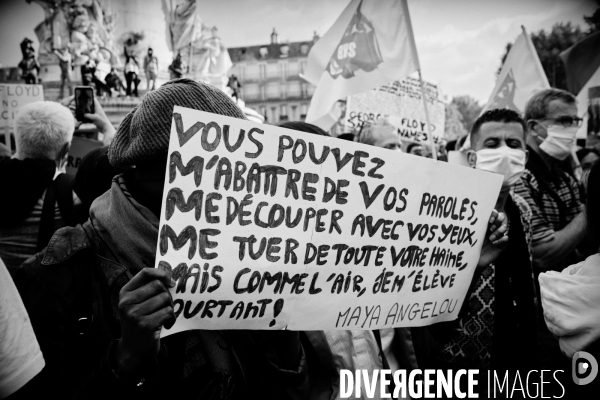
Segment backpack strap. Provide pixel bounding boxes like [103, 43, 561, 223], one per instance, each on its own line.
[36, 173, 74, 252]
[54, 173, 74, 225]
[37, 180, 58, 252]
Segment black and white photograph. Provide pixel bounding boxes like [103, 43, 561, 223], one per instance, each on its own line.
[1, 0, 599, 398]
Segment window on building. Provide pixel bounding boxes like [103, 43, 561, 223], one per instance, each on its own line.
[307, 84, 316, 97]
[271, 107, 278, 122]
[280, 62, 287, 79]
[300, 104, 308, 120]
[243, 83, 259, 100]
[266, 63, 279, 79]
[259, 47, 268, 58]
[259, 64, 266, 80]
[235, 66, 245, 81]
[287, 81, 301, 98]
[290, 105, 297, 121]
[300, 61, 307, 74]
[288, 61, 299, 76]
[280, 45, 289, 58]
[300, 44, 309, 55]
[266, 82, 280, 99]
[245, 64, 259, 80]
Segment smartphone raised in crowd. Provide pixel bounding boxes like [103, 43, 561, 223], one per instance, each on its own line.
[74, 86, 95, 123]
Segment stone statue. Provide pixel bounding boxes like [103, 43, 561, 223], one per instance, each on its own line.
[70, 12, 92, 65]
[163, 0, 232, 85]
[18, 38, 40, 84]
[168, 52, 185, 80]
[122, 31, 145, 61]
[28, 0, 119, 68]
[53, 46, 73, 97]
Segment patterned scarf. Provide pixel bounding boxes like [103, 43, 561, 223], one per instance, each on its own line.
[91, 174, 239, 398]
[440, 193, 534, 368]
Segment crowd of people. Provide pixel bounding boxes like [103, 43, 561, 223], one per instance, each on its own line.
[0, 76, 599, 399]
[76, 48, 159, 99]
[17, 41, 159, 99]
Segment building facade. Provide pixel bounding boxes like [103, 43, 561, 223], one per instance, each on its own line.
[228, 30, 317, 124]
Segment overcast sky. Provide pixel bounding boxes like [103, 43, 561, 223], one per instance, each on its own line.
[0, 0, 596, 103]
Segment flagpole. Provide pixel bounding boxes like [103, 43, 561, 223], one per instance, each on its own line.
[417, 70, 437, 161]
[189, 23, 195, 78]
[403, 0, 437, 161]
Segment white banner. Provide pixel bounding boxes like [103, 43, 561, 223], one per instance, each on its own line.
[346, 78, 445, 144]
[0, 84, 44, 147]
[156, 106, 502, 336]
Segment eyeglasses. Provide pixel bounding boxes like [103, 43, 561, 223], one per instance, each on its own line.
[543, 116, 584, 128]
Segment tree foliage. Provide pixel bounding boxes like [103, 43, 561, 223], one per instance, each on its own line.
[497, 5, 599, 92]
[444, 102, 468, 141]
[450, 96, 482, 132]
[584, 0, 600, 33]
[499, 23, 586, 91]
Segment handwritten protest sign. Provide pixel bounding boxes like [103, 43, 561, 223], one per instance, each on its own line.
[0, 84, 44, 147]
[66, 136, 104, 176]
[156, 106, 502, 337]
[345, 77, 445, 144]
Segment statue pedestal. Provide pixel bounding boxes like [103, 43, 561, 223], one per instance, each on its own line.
[39, 63, 64, 83]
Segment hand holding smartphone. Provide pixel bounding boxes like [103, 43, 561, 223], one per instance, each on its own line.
[75, 86, 95, 123]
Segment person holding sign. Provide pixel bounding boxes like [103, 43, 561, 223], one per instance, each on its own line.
[412, 109, 538, 373]
[14, 79, 308, 399]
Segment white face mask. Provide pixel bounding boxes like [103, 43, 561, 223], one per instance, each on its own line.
[538, 125, 578, 161]
[476, 146, 526, 189]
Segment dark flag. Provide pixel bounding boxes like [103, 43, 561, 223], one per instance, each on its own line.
[326, 1, 383, 80]
[560, 31, 600, 95]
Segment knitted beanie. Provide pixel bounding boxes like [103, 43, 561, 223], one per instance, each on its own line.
[108, 78, 246, 167]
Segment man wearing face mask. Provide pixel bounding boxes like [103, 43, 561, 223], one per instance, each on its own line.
[411, 109, 537, 375]
[513, 88, 586, 371]
[466, 109, 539, 369]
[515, 89, 586, 272]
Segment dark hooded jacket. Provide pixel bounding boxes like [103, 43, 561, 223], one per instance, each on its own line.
[12, 172, 307, 400]
[0, 157, 55, 226]
[0, 157, 71, 270]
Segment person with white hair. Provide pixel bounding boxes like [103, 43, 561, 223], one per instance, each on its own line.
[356, 118, 403, 151]
[14, 101, 75, 162]
[0, 101, 76, 272]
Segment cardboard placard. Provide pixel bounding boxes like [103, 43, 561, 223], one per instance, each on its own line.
[66, 136, 104, 176]
[345, 78, 446, 144]
[156, 106, 502, 336]
[0, 84, 44, 148]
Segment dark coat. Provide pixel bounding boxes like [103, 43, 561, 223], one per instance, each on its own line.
[13, 221, 308, 400]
